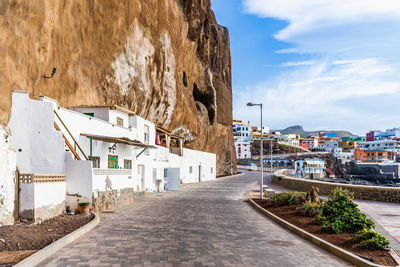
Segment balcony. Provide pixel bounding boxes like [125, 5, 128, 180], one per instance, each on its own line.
[93, 168, 133, 176]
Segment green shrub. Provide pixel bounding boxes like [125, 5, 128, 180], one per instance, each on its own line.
[296, 202, 323, 217]
[355, 229, 390, 250]
[270, 192, 306, 206]
[316, 188, 375, 234]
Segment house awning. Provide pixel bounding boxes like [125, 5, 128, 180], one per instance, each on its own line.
[81, 134, 157, 149]
[155, 125, 184, 140]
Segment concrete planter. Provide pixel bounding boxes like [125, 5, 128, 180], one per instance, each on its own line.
[249, 199, 399, 267]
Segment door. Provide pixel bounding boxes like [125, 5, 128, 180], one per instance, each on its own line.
[138, 165, 145, 191]
[199, 165, 202, 182]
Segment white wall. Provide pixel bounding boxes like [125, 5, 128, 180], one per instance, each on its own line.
[70, 107, 110, 122]
[109, 110, 130, 128]
[0, 124, 16, 225]
[65, 156, 93, 205]
[9, 92, 66, 174]
[34, 182, 66, 221]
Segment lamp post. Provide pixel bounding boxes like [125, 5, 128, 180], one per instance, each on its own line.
[247, 102, 263, 199]
[270, 137, 273, 179]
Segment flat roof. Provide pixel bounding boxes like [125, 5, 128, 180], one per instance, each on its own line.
[69, 105, 135, 115]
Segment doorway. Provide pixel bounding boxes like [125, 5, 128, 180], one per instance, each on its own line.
[199, 165, 202, 182]
[138, 165, 145, 191]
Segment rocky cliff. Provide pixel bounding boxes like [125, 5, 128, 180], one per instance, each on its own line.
[0, 0, 234, 175]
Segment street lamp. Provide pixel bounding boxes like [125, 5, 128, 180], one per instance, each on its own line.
[247, 102, 263, 199]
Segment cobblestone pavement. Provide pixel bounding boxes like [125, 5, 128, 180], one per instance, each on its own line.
[40, 173, 349, 266]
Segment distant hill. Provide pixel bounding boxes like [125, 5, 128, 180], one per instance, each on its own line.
[272, 125, 355, 138]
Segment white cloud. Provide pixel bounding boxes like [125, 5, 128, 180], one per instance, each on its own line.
[281, 60, 316, 67]
[234, 58, 400, 135]
[244, 0, 400, 40]
[237, 0, 400, 134]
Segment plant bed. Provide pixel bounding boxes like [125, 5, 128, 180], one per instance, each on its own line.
[0, 213, 94, 265]
[253, 188, 398, 266]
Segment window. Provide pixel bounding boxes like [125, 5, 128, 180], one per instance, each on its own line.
[84, 112, 94, 117]
[211, 167, 214, 174]
[92, 157, 100, 168]
[116, 117, 124, 126]
[108, 155, 118, 169]
[189, 166, 193, 173]
[144, 125, 150, 144]
[124, 159, 132, 169]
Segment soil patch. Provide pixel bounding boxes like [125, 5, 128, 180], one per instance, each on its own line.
[0, 213, 94, 264]
[254, 199, 398, 266]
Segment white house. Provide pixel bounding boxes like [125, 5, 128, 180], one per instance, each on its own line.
[333, 147, 354, 162]
[358, 140, 400, 154]
[8, 91, 216, 221]
[301, 137, 319, 149]
[235, 141, 251, 159]
[324, 141, 339, 153]
[279, 133, 300, 147]
[233, 120, 252, 159]
[294, 159, 325, 179]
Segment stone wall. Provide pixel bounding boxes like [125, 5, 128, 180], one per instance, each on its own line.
[92, 188, 144, 213]
[273, 169, 400, 203]
[0, 123, 16, 225]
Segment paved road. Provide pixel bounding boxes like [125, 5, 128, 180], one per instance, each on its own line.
[41, 173, 348, 266]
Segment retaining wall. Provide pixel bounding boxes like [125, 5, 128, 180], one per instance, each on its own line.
[273, 169, 400, 203]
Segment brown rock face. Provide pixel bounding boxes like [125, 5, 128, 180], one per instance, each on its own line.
[0, 0, 234, 175]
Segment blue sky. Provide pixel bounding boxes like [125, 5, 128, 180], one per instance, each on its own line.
[211, 0, 400, 135]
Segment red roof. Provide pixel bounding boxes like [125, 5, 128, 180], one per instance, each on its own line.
[326, 169, 335, 175]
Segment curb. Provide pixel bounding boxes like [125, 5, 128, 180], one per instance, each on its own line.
[15, 213, 100, 267]
[217, 172, 245, 179]
[249, 199, 399, 267]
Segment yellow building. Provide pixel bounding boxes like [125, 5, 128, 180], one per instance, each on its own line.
[339, 140, 357, 152]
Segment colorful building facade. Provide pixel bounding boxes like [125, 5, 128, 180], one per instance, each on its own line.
[354, 148, 395, 163]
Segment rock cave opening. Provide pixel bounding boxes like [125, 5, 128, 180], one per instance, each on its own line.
[193, 82, 215, 125]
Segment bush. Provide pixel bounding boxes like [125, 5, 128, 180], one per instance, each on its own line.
[355, 229, 390, 250]
[316, 188, 375, 234]
[270, 192, 306, 206]
[297, 202, 323, 217]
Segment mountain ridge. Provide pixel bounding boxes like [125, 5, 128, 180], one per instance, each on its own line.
[272, 125, 355, 138]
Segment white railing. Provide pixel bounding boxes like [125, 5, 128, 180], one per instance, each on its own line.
[93, 169, 133, 176]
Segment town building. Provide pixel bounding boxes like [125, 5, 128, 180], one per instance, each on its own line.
[342, 136, 366, 142]
[333, 147, 354, 163]
[339, 140, 357, 152]
[300, 137, 318, 150]
[235, 142, 251, 159]
[323, 140, 339, 153]
[354, 148, 395, 163]
[233, 120, 252, 142]
[366, 128, 400, 141]
[8, 91, 216, 222]
[357, 140, 400, 154]
[279, 133, 300, 147]
[294, 159, 325, 179]
[233, 120, 252, 159]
